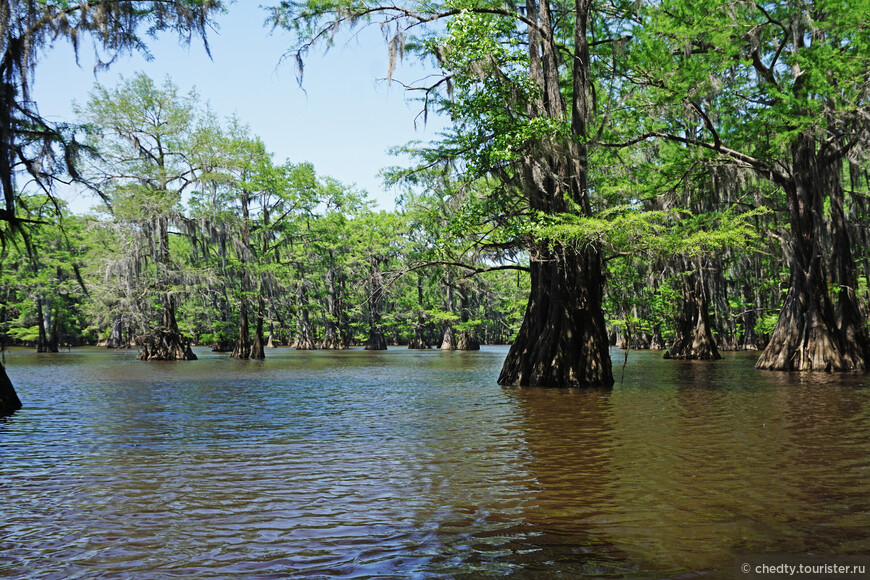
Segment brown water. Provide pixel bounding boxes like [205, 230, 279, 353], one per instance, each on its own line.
[1, 346, 869, 578]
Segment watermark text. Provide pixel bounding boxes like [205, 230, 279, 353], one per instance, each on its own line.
[736, 555, 870, 578]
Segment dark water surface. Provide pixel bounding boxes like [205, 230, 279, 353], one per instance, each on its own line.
[2, 346, 869, 578]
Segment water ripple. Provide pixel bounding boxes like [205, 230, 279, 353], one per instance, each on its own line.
[1, 348, 869, 577]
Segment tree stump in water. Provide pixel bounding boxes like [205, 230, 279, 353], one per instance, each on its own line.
[364, 327, 387, 350]
[497, 245, 613, 388]
[456, 331, 480, 351]
[137, 328, 197, 361]
[0, 364, 22, 416]
[663, 306, 721, 360]
[663, 265, 721, 361]
[408, 323, 429, 349]
[440, 326, 456, 350]
[321, 336, 349, 349]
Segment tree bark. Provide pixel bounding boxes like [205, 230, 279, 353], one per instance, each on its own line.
[107, 314, 125, 348]
[0, 82, 16, 225]
[0, 362, 21, 416]
[364, 258, 388, 350]
[138, 215, 195, 360]
[232, 289, 251, 359]
[664, 260, 721, 361]
[138, 292, 196, 360]
[498, 244, 613, 387]
[137, 328, 196, 360]
[35, 296, 57, 353]
[322, 260, 348, 349]
[440, 325, 456, 350]
[456, 331, 480, 351]
[408, 321, 429, 349]
[295, 277, 317, 350]
[250, 295, 266, 360]
[365, 327, 387, 350]
[498, 0, 613, 387]
[829, 159, 870, 367]
[756, 136, 863, 371]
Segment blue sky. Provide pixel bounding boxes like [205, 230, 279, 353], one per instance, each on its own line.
[32, 4, 448, 213]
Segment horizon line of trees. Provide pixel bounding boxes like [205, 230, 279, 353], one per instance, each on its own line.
[3, 75, 867, 362]
[0, 74, 530, 356]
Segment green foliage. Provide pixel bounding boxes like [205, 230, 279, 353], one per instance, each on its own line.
[539, 205, 770, 259]
[4, 0, 869, 361]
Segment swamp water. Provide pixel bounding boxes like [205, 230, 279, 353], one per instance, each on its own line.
[1, 346, 869, 578]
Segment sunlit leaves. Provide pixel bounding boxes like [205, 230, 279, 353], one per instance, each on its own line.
[538, 204, 770, 258]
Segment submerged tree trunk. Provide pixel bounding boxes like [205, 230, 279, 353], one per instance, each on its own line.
[498, 244, 613, 387]
[232, 290, 252, 359]
[829, 160, 870, 367]
[250, 295, 266, 360]
[137, 328, 196, 360]
[295, 277, 317, 350]
[409, 321, 429, 349]
[498, 0, 612, 387]
[756, 137, 864, 371]
[456, 282, 480, 351]
[364, 258, 387, 350]
[409, 275, 429, 349]
[664, 260, 721, 360]
[440, 325, 456, 350]
[322, 261, 348, 349]
[456, 331, 480, 351]
[0, 362, 21, 416]
[35, 296, 58, 353]
[106, 314, 125, 349]
[365, 328, 387, 350]
[138, 293, 197, 361]
[138, 215, 196, 361]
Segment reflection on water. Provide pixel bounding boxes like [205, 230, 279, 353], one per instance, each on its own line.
[2, 347, 869, 577]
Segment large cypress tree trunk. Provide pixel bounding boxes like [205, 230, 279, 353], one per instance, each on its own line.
[364, 259, 388, 350]
[232, 290, 251, 359]
[138, 292, 197, 360]
[35, 296, 57, 353]
[829, 159, 870, 367]
[664, 259, 721, 360]
[409, 275, 429, 349]
[0, 82, 16, 224]
[250, 294, 266, 360]
[107, 314, 125, 348]
[499, 243, 613, 387]
[498, 0, 613, 387]
[0, 362, 22, 416]
[409, 319, 429, 349]
[756, 137, 862, 371]
[439, 325, 456, 350]
[322, 260, 348, 349]
[138, 216, 196, 361]
[295, 276, 317, 350]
